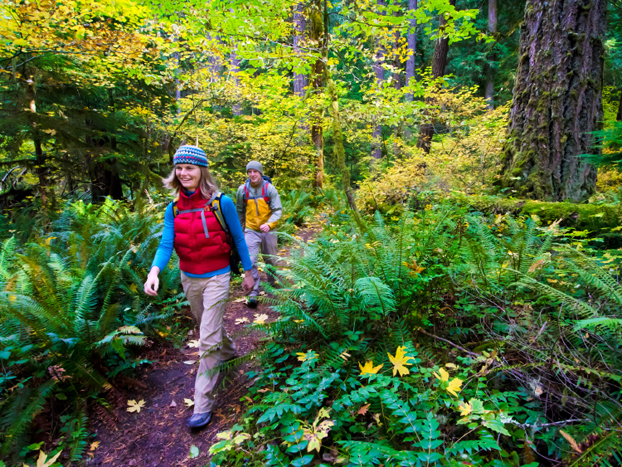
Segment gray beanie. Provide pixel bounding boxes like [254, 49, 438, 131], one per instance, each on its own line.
[246, 161, 263, 175]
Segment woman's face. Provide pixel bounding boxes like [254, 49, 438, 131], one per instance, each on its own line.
[175, 164, 201, 191]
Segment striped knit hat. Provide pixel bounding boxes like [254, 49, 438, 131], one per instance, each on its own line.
[173, 145, 208, 167]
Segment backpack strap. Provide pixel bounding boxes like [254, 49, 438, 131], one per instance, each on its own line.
[172, 196, 179, 217]
[244, 179, 271, 204]
[210, 192, 229, 234]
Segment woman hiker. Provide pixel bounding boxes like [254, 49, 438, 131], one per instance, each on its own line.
[143, 145, 254, 429]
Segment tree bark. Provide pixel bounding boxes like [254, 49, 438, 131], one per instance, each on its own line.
[617, 89, 622, 121]
[26, 69, 50, 206]
[485, 0, 497, 109]
[499, 0, 606, 202]
[416, 0, 455, 153]
[309, 0, 326, 188]
[405, 0, 417, 101]
[231, 48, 242, 116]
[327, 76, 357, 211]
[372, 0, 386, 160]
[293, 3, 307, 98]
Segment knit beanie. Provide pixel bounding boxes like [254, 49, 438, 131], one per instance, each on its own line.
[173, 145, 208, 167]
[246, 161, 263, 175]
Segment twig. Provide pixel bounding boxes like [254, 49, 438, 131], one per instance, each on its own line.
[414, 327, 481, 358]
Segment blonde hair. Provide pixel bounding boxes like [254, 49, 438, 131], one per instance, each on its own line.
[163, 165, 219, 199]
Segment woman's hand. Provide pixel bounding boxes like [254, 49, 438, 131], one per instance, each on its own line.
[242, 270, 254, 295]
[144, 267, 160, 296]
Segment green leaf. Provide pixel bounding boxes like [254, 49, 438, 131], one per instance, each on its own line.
[189, 445, 199, 458]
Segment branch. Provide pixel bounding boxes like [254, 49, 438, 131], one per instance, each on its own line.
[414, 326, 481, 357]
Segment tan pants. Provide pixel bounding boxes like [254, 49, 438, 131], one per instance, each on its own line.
[245, 229, 278, 296]
[180, 271, 236, 414]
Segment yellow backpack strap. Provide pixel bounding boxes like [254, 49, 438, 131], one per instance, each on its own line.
[172, 196, 179, 218]
[211, 192, 229, 233]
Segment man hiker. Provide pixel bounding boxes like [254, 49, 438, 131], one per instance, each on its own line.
[236, 161, 282, 307]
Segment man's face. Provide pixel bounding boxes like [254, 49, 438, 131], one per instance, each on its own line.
[248, 169, 262, 184]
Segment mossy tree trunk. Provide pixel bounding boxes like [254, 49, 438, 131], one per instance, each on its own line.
[416, 0, 455, 154]
[617, 89, 622, 121]
[499, 0, 606, 202]
[309, 0, 326, 188]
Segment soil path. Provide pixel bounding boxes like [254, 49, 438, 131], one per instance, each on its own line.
[90, 227, 319, 467]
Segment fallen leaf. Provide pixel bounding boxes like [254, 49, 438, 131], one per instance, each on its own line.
[457, 401, 472, 416]
[388, 347, 413, 377]
[446, 378, 463, 397]
[372, 413, 382, 426]
[189, 445, 200, 459]
[243, 396, 253, 403]
[358, 361, 383, 376]
[187, 340, 200, 348]
[170, 400, 177, 407]
[253, 313, 269, 324]
[235, 317, 249, 325]
[184, 398, 194, 408]
[434, 367, 450, 382]
[89, 441, 100, 451]
[183, 360, 196, 365]
[358, 404, 370, 415]
[34, 450, 62, 467]
[126, 399, 145, 413]
[233, 297, 247, 303]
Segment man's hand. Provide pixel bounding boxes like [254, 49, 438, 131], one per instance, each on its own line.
[144, 267, 160, 297]
[260, 224, 271, 232]
[242, 270, 254, 294]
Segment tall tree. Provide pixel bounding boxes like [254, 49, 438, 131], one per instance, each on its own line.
[309, 0, 326, 188]
[485, 0, 497, 109]
[405, 0, 417, 101]
[416, 0, 456, 153]
[372, 0, 386, 160]
[293, 3, 307, 98]
[499, 0, 607, 202]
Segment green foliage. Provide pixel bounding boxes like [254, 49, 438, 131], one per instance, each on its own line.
[0, 197, 182, 464]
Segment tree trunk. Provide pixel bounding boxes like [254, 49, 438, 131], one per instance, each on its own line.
[499, 0, 606, 202]
[416, 0, 455, 154]
[405, 0, 417, 101]
[26, 69, 50, 207]
[293, 3, 307, 98]
[485, 0, 497, 109]
[372, 0, 386, 160]
[309, 0, 326, 188]
[618, 89, 622, 121]
[327, 77, 357, 211]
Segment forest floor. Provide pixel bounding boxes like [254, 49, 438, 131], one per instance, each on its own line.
[89, 226, 320, 467]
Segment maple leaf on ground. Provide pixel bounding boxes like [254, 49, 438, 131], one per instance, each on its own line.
[388, 346, 413, 376]
[184, 398, 194, 408]
[89, 441, 100, 451]
[187, 339, 200, 348]
[26, 450, 62, 467]
[433, 367, 450, 382]
[457, 401, 472, 416]
[235, 317, 249, 325]
[446, 377, 463, 397]
[358, 360, 383, 376]
[253, 313, 269, 324]
[358, 404, 370, 415]
[127, 399, 145, 413]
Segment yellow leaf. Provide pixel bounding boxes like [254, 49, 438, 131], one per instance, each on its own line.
[434, 367, 450, 382]
[358, 360, 383, 376]
[388, 346, 413, 377]
[129, 283, 138, 293]
[253, 313, 269, 324]
[184, 398, 194, 407]
[33, 450, 62, 467]
[126, 399, 145, 413]
[89, 441, 100, 451]
[296, 352, 308, 362]
[446, 378, 463, 397]
[187, 339, 200, 348]
[457, 401, 472, 416]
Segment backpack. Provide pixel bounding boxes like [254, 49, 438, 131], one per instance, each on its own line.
[243, 175, 273, 204]
[173, 192, 242, 275]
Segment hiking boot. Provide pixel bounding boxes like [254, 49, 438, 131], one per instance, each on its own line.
[188, 412, 212, 428]
[247, 296, 258, 308]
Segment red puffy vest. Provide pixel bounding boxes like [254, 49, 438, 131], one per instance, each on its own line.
[173, 190, 231, 275]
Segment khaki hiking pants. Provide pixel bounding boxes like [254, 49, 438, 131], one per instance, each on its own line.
[180, 271, 236, 414]
[245, 229, 278, 296]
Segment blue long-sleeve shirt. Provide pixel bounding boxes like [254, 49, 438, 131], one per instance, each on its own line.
[151, 193, 253, 278]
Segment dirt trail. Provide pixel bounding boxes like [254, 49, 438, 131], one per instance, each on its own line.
[90, 227, 319, 467]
